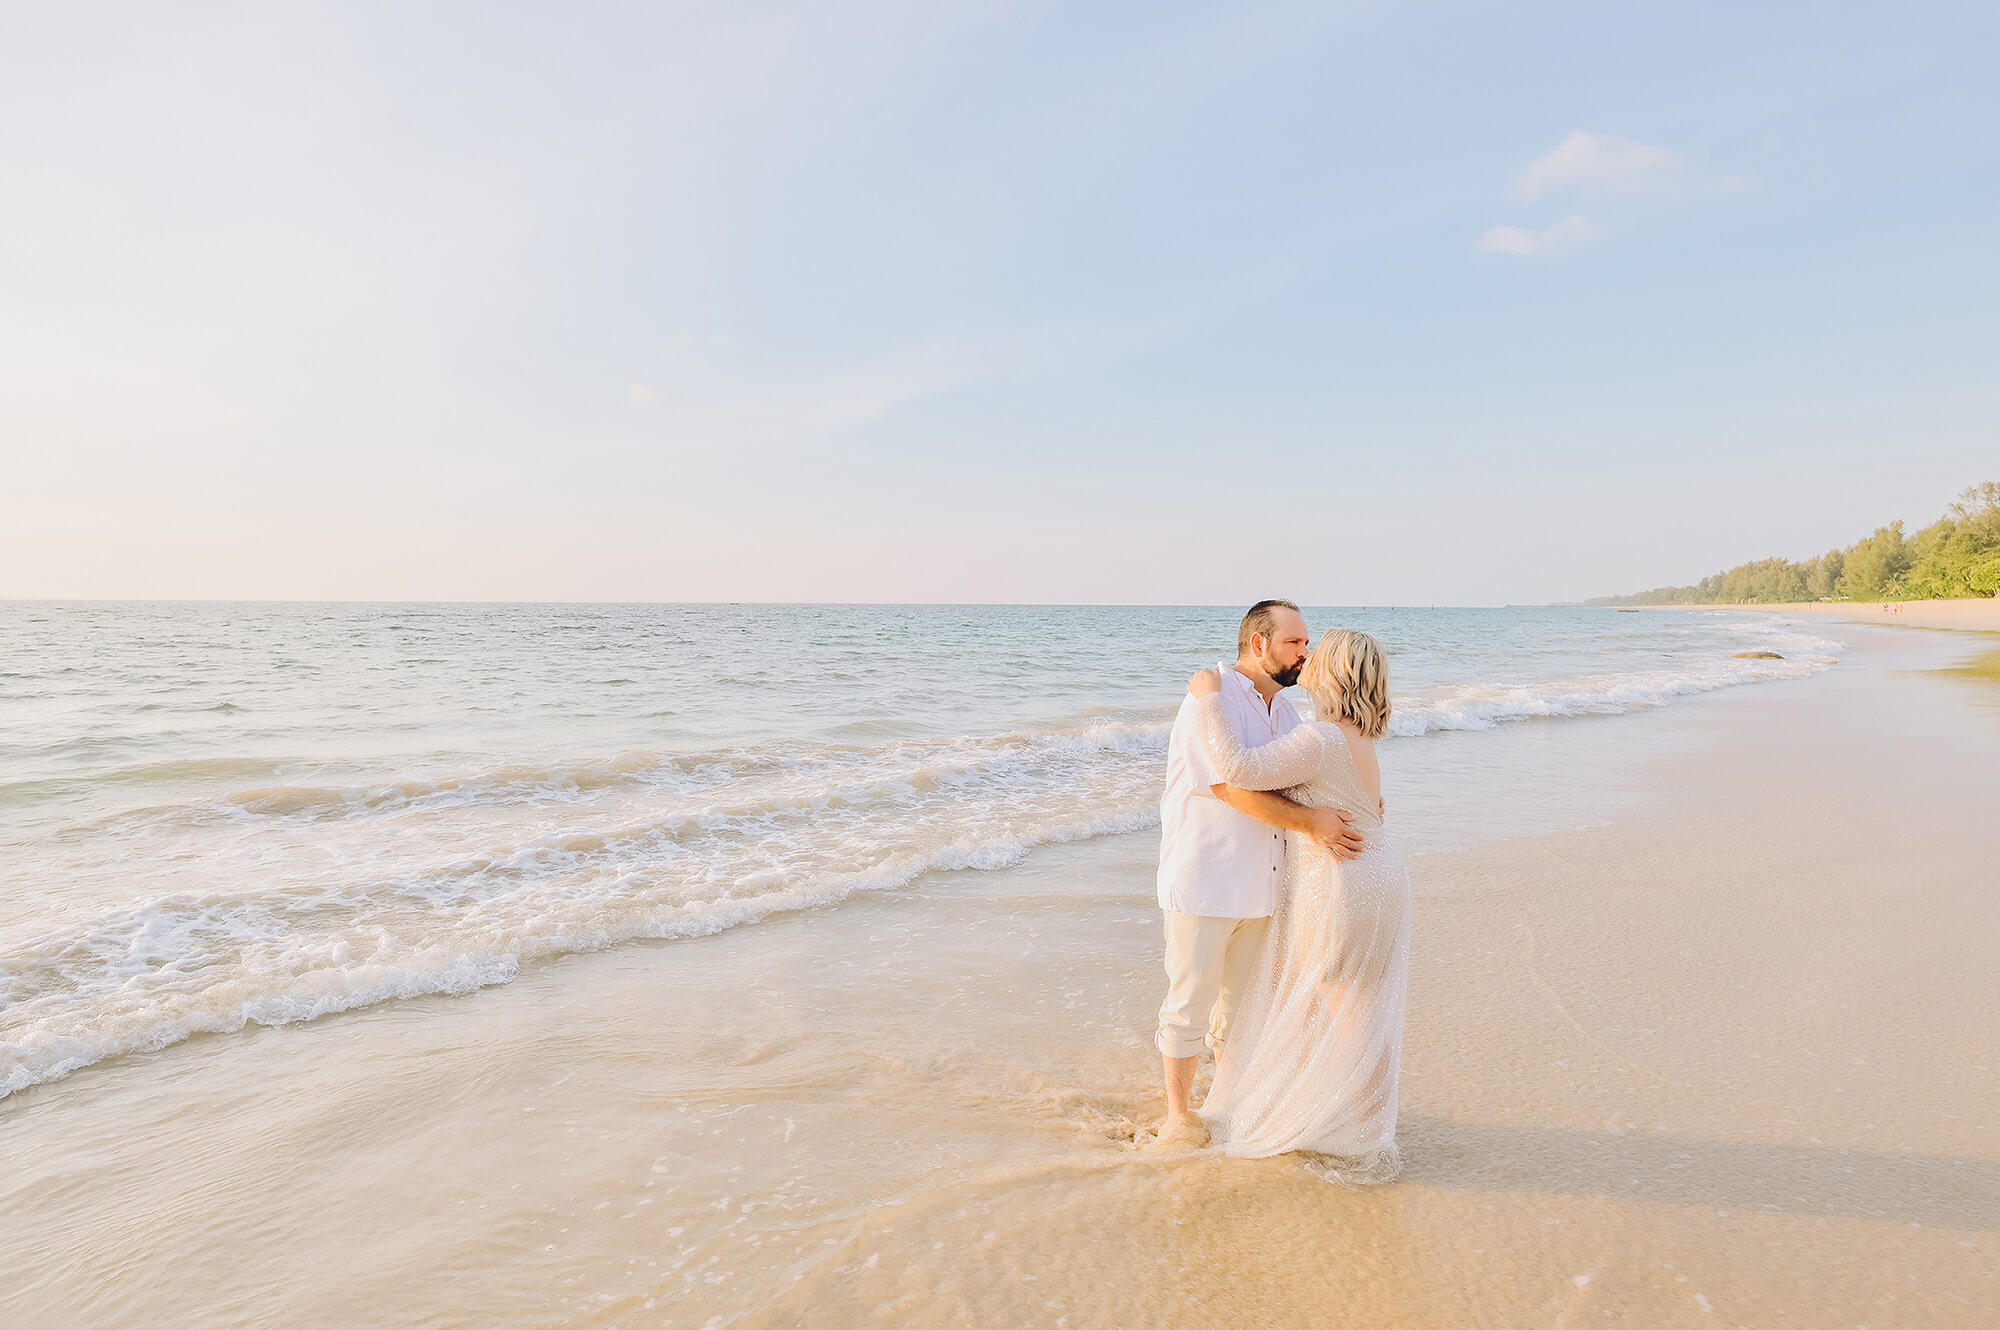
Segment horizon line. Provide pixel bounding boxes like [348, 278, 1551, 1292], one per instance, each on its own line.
[0, 598, 1638, 611]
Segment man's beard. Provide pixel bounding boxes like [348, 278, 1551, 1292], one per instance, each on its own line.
[1271, 663, 1303, 688]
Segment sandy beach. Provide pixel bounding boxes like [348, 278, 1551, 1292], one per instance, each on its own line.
[4, 620, 1997, 1329]
[1670, 598, 2000, 633]
[9, 3, 1995, 1325]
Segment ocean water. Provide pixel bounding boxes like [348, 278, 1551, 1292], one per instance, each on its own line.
[0, 602, 1841, 1101]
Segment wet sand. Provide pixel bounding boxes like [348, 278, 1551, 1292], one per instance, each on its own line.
[4, 625, 1996, 1329]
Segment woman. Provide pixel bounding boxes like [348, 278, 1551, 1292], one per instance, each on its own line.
[1185, 628, 1411, 1185]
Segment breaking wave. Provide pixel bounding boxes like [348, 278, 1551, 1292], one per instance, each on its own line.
[0, 616, 1842, 1099]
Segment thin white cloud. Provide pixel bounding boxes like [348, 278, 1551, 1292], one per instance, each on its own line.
[1478, 130, 1754, 257]
[1510, 130, 1685, 203]
[1474, 214, 1604, 257]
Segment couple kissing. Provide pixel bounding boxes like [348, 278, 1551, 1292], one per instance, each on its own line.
[1151, 599, 1411, 1186]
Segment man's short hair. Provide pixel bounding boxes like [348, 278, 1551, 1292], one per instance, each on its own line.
[1238, 599, 1301, 656]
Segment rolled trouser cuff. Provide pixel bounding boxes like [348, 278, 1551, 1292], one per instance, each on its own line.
[1157, 911, 1255, 1061]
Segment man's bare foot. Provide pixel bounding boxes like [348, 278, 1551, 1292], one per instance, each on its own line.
[1154, 1113, 1211, 1150]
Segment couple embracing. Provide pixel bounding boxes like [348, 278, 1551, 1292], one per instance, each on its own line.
[1152, 599, 1411, 1186]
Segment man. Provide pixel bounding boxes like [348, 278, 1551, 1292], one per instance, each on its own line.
[1153, 599, 1364, 1146]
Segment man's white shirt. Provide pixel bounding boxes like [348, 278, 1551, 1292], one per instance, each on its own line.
[1156, 663, 1304, 918]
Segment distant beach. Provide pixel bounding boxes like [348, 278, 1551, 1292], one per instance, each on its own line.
[3, 607, 1995, 1328]
[1681, 597, 2000, 633]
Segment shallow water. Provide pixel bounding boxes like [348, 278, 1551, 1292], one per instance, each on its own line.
[0, 603, 1838, 1101]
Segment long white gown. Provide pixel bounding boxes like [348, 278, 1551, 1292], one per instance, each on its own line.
[1191, 692, 1412, 1185]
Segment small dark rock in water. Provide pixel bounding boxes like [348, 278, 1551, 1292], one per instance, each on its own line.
[1734, 650, 1784, 659]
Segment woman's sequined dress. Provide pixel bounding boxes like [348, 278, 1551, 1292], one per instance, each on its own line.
[1192, 692, 1412, 1185]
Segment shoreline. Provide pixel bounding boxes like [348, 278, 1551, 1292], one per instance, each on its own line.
[1636, 597, 2000, 632]
[4, 624, 1996, 1328]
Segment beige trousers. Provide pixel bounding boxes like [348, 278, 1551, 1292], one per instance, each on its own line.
[1155, 912, 1270, 1059]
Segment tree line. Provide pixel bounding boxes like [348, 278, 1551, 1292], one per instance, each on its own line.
[1588, 482, 2000, 605]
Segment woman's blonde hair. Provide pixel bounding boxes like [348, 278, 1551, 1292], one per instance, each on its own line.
[1300, 629, 1391, 739]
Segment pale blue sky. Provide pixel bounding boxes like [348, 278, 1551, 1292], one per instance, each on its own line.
[3, 2, 1994, 603]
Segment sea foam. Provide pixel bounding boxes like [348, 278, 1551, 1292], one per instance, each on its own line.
[1391, 635, 1837, 736]
[0, 612, 1843, 1099]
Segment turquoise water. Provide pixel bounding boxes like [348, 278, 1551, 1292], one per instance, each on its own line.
[0, 603, 1841, 1098]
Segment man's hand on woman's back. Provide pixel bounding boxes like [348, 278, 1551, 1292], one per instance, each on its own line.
[1305, 805, 1365, 859]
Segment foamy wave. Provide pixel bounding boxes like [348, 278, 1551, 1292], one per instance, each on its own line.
[0, 624, 1842, 1099]
[0, 806, 1158, 1101]
[129, 725, 1168, 829]
[1389, 639, 1838, 737]
[0, 724, 1167, 1099]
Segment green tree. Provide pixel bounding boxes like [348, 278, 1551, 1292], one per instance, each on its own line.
[1802, 548, 1844, 600]
[1950, 481, 2000, 538]
[1969, 553, 2000, 595]
[1716, 557, 1808, 603]
[1589, 483, 1998, 604]
[1837, 522, 1910, 600]
[1904, 484, 2000, 599]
